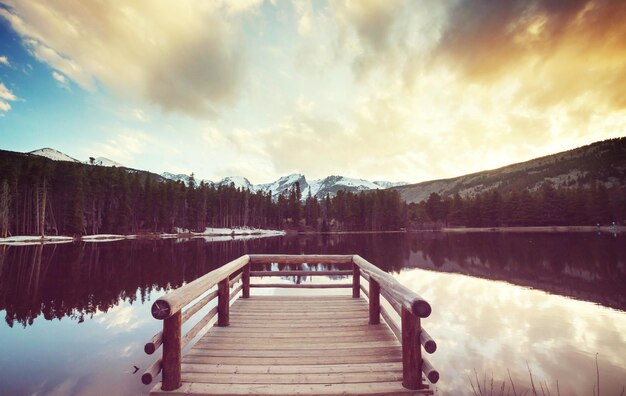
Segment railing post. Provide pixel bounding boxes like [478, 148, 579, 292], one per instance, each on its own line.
[369, 279, 380, 324]
[352, 262, 360, 298]
[218, 276, 230, 326]
[242, 264, 250, 298]
[401, 307, 422, 390]
[161, 311, 181, 391]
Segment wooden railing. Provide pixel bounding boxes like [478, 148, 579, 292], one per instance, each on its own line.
[142, 254, 439, 391]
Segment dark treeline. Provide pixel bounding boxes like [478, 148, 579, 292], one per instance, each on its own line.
[0, 150, 406, 237]
[409, 183, 626, 228]
[2, 149, 625, 236]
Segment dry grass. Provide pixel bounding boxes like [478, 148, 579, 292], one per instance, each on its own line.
[468, 356, 614, 396]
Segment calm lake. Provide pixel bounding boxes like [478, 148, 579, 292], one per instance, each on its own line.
[1, 232, 625, 395]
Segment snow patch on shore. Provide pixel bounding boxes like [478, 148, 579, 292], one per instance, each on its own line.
[0, 227, 285, 246]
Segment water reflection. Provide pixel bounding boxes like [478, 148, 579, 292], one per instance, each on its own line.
[1, 233, 624, 328]
[400, 269, 626, 395]
[0, 232, 625, 395]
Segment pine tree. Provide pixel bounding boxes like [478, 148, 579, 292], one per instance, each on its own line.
[65, 165, 85, 236]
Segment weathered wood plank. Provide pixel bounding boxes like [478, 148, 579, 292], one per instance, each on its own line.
[224, 322, 372, 329]
[186, 346, 402, 358]
[180, 362, 404, 375]
[182, 355, 403, 365]
[204, 326, 391, 336]
[229, 308, 368, 316]
[202, 331, 395, 342]
[181, 371, 404, 384]
[192, 340, 399, 350]
[153, 290, 434, 395]
[151, 381, 431, 395]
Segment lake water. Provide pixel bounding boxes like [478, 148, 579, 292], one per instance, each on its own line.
[1, 232, 625, 395]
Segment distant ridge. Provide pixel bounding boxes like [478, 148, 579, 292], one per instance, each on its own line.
[25, 138, 626, 205]
[393, 137, 626, 203]
[29, 148, 80, 163]
[159, 171, 408, 200]
[30, 148, 125, 167]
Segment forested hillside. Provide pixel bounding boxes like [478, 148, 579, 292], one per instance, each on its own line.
[409, 183, 625, 228]
[0, 150, 406, 237]
[395, 137, 626, 203]
[2, 137, 625, 237]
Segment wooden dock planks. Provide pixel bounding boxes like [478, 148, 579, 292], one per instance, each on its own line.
[150, 295, 432, 395]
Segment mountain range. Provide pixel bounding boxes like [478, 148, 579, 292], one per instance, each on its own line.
[29, 148, 124, 168]
[393, 137, 626, 203]
[26, 137, 626, 204]
[28, 148, 408, 199]
[159, 171, 408, 199]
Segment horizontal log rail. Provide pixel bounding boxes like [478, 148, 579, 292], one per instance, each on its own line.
[151, 255, 250, 320]
[355, 262, 439, 389]
[250, 283, 351, 289]
[248, 254, 354, 265]
[229, 273, 242, 287]
[251, 270, 352, 277]
[353, 255, 431, 318]
[144, 254, 439, 392]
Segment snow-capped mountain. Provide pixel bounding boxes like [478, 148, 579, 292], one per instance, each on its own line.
[373, 180, 409, 189]
[27, 148, 406, 197]
[257, 173, 308, 196]
[306, 175, 380, 198]
[159, 173, 256, 190]
[216, 176, 255, 191]
[160, 171, 407, 199]
[29, 148, 125, 167]
[29, 148, 80, 163]
[90, 157, 123, 167]
[160, 172, 193, 184]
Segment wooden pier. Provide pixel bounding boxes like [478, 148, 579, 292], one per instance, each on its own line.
[142, 255, 439, 395]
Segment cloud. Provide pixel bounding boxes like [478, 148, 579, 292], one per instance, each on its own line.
[434, 0, 626, 110]
[133, 109, 148, 123]
[51, 70, 68, 88]
[0, 1, 259, 117]
[89, 128, 153, 165]
[0, 81, 18, 115]
[0, 55, 9, 66]
[329, 0, 447, 80]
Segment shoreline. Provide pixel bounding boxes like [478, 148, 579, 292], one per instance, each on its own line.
[2, 225, 623, 245]
[440, 225, 626, 233]
[0, 227, 286, 246]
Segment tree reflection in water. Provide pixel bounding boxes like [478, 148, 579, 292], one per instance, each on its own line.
[0, 232, 625, 395]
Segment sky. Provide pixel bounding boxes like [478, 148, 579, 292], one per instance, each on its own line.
[0, 0, 625, 184]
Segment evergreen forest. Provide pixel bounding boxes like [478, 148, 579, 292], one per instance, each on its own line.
[0, 150, 406, 237]
[1, 149, 624, 238]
